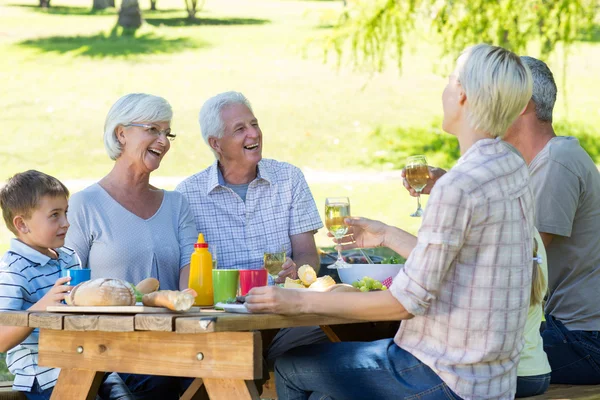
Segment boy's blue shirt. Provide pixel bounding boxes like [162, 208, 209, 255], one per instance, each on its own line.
[0, 238, 78, 392]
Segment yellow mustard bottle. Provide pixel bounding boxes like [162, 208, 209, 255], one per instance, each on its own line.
[188, 233, 213, 306]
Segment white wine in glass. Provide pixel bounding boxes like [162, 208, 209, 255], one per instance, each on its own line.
[325, 197, 351, 269]
[405, 155, 429, 217]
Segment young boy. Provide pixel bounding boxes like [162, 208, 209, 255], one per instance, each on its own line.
[0, 170, 132, 400]
[0, 170, 76, 398]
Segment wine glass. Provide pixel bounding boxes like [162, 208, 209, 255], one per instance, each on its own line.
[405, 155, 429, 217]
[325, 197, 351, 269]
[263, 245, 286, 282]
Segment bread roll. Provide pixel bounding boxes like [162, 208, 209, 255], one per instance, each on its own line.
[136, 277, 160, 294]
[65, 278, 136, 306]
[142, 290, 195, 311]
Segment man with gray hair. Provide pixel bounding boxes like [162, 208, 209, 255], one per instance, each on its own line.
[405, 56, 600, 386]
[176, 91, 328, 365]
[503, 56, 600, 385]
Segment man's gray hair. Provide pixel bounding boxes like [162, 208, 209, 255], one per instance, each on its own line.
[199, 91, 253, 156]
[104, 93, 173, 160]
[457, 44, 533, 139]
[520, 56, 557, 122]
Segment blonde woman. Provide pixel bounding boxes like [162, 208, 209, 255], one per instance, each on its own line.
[246, 44, 534, 400]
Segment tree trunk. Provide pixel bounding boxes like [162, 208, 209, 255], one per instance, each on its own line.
[118, 0, 142, 29]
[150, 0, 157, 10]
[39, 0, 50, 8]
[107, 0, 115, 7]
[93, 0, 109, 10]
[185, 0, 197, 19]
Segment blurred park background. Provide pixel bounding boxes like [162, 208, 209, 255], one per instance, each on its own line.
[0, 0, 599, 379]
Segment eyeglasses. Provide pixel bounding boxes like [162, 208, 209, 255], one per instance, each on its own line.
[123, 123, 176, 142]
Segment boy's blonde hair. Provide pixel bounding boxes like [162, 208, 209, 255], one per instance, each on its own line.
[0, 170, 69, 235]
[457, 44, 533, 139]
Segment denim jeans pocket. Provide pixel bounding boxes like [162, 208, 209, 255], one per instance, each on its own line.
[574, 331, 600, 355]
[405, 383, 460, 400]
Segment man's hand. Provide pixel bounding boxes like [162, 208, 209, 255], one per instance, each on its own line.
[245, 285, 305, 314]
[29, 276, 72, 312]
[274, 258, 297, 284]
[330, 217, 390, 251]
[402, 166, 446, 196]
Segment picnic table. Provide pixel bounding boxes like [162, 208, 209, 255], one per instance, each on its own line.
[0, 309, 370, 400]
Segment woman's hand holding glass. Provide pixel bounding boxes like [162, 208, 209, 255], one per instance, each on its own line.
[405, 155, 430, 217]
[331, 217, 389, 252]
[325, 197, 351, 269]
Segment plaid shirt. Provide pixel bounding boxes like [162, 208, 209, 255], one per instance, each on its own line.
[175, 159, 323, 273]
[390, 139, 534, 400]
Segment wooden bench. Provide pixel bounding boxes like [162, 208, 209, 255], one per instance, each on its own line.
[0, 380, 598, 399]
[529, 384, 600, 399]
[0, 382, 24, 400]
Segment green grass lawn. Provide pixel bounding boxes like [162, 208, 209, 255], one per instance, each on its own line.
[0, 0, 599, 254]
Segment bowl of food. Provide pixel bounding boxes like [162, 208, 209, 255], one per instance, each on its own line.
[337, 263, 403, 286]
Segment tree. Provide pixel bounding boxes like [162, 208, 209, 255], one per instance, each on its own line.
[93, 0, 110, 10]
[118, 0, 142, 31]
[184, 0, 205, 19]
[39, 0, 50, 8]
[327, 0, 598, 72]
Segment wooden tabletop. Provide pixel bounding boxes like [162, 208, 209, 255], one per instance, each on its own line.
[0, 309, 368, 334]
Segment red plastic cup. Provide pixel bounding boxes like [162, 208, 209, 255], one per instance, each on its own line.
[239, 269, 268, 295]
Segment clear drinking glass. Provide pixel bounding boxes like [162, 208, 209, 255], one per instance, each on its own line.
[405, 155, 429, 217]
[325, 197, 351, 269]
[263, 246, 286, 281]
[209, 244, 218, 269]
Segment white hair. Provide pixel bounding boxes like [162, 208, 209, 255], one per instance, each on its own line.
[456, 44, 533, 139]
[103, 93, 173, 160]
[198, 91, 253, 157]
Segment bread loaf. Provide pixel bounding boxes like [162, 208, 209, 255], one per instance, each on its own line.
[142, 290, 195, 311]
[65, 278, 136, 306]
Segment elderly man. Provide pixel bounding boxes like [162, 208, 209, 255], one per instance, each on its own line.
[406, 57, 600, 385]
[176, 91, 327, 362]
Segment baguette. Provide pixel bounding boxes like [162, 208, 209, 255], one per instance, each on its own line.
[65, 278, 136, 306]
[142, 290, 195, 311]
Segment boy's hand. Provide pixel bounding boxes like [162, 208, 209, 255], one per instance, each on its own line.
[29, 277, 72, 312]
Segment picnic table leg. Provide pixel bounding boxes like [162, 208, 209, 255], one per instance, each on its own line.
[203, 378, 260, 400]
[320, 325, 341, 342]
[180, 378, 208, 400]
[50, 368, 104, 400]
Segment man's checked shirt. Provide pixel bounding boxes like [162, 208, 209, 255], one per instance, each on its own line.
[390, 139, 535, 400]
[175, 159, 323, 273]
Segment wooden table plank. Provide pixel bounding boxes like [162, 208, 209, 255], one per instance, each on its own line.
[39, 330, 262, 380]
[135, 312, 208, 332]
[176, 313, 365, 334]
[0, 311, 29, 327]
[50, 369, 104, 400]
[204, 379, 259, 400]
[29, 313, 65, 330]
[98, 315, 134, 332]
[64, 315, 99, 331]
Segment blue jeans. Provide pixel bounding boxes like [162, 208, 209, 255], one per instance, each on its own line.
[119, 373, 191, 400]
[25, 373, 132, 400]
[515, 373, 551, 398]
[542, 314, 600, 384]
[275, 338, 462, 400]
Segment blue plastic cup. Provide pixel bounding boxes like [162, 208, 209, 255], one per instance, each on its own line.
[60, 268, 91, 286]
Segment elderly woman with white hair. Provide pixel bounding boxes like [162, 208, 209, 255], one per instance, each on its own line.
[246, 44, 535, 400]
[65, 93, 197, 399]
